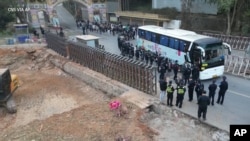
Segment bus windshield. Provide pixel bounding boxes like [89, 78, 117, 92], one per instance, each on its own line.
[203, 43, 225, 64]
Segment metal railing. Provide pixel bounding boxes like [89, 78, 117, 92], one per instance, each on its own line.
[202, 32, 250, 51]
[45, 33, 157, 95]
[46, 33, 68, 57]
[225, 55, 250, 78]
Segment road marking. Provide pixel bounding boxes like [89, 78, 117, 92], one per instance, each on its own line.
[228, 90, 250, 99]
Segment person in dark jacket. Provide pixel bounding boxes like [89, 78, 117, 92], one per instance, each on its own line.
[195, 80, 204, 101]
[135, 48, 140, 60]
[159, 79, 167, 103]
[216, 76, 228, 105]
[198, 90, 210, 120]
[149, 53, 155, 66]
[188, 79, 196, 102]
[159, 63, 166, 80]
[183, 65, 191, 85]
[208, 79, 217, 105]
[144, 51, 149, 65]
[173, 60, 179, 80]
[192, 65, 199, 82]
[166, 80, 175, 106]
[157, 55, 163, 72]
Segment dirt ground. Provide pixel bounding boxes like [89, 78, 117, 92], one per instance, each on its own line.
[0, 47, 158, 141]
[0, 46, 229, 141]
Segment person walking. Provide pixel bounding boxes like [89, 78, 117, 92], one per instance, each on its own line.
[159, 63, 166, 80]
[166, 80, 175, 106]
[216, 76, 228, 105]
[208, 79, 217, 106]
[175, 82, 186, 108]
[159, 79, 167, 103]
[173, 60, 179, 80]
[198, 90, 210, 120]
[188, 79, 196, 102]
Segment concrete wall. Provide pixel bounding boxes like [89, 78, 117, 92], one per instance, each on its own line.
[50, 55, 128, 97]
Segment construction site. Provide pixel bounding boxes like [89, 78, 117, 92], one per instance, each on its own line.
[0, 39, 231, 141]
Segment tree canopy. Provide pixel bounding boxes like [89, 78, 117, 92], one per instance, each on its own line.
[205, 0, 250, 35]
[0, 1, 15, 32]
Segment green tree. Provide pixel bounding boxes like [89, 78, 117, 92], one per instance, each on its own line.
[0, 1, 15, 32]
[205, 0, 250, 35]
[180, 0, 194, 30]
[12, 0, 29, 24]
[206, 0, 237, 34]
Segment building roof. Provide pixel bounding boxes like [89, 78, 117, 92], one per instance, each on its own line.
[139, 25, 221, 43]
[75, 35, 100, 41]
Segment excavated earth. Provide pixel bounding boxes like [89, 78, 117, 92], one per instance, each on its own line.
[0, 46, 229, 141]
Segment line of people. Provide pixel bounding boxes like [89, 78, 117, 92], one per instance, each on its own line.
[159, 75, 228, 121]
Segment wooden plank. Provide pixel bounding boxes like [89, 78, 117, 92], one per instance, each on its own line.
[120, 90, 159, 109]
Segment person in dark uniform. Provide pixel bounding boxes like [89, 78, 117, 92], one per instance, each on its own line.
[157, 55, 163, 72]
[149, 53, 154, 66]
[135, 48, 140, 60]
[175, 81, 186, 108]
[217, 76, 228, 105]
[208, 79, 217, 105]
[195, 80, 204, 101]
[183, 63, 191, 85]
[166, 80, 175, 106]
[173, 60, 179, 80]
[144, 51, 149, 65]
[159, 63, 166, 80]
[59, 27, 64, 38]
[192, 65, 199, 82]
[198, 90, 210, 120]
[159, 79, 167, 103]
[188, 79, 196, 102]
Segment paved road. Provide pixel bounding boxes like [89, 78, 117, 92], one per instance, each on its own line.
[55, 4, 250, 132]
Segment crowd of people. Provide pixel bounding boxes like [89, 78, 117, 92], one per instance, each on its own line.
[76, 20, 138, 37]
[75, 19, 230, 121]
[159, 68, 229, 121]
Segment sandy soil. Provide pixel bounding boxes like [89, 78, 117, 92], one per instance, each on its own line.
[0, 47, 229, 141]
[0, 47, 156, 141]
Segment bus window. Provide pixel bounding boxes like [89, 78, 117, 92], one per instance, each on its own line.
[160, 36, 168, 46]
[151, 33, 156, 42]
[175, 39, 179, 50]
[146, 31, 151, 40]
[138, 29, 145, 39]
[180, 41, 185, 51]
[155, 34, 160, 44]
[212, 50, 218, 58]
[170, 38, 175, 49]
[205, 50, 212, 60]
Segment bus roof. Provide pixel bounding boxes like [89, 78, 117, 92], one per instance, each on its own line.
[138, 25, 221, 43]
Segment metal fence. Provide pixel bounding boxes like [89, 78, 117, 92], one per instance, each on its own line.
[45, 33, 157, 95]
[46, 33, 68, 57]
[202, 32, 250, 51]
[225, 55, 250, 78]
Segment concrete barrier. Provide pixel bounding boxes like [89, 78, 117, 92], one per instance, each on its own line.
[49, 53, 128, 97]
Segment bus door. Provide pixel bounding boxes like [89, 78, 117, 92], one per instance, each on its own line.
[189, 44, 205, 67]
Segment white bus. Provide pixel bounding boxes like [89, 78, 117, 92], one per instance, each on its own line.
[137, 25, 231, 80]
